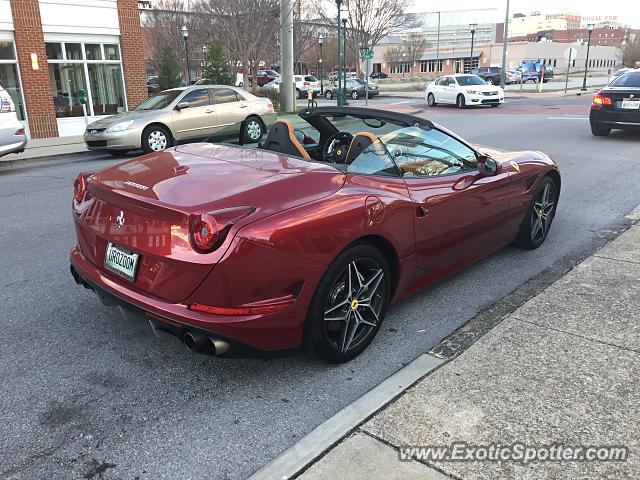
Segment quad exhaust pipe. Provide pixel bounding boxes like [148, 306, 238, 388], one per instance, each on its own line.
[183, 331, 230, 356]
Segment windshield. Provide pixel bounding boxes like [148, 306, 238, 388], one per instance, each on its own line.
[134, 90, 181, 110]
[455, 75, 486, 86]
[609, 72, 640, 88]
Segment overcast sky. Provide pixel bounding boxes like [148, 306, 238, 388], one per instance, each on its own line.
[410, 0, 640, 28]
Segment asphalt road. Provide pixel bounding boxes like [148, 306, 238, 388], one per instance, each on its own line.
[1, 95, 639, 480]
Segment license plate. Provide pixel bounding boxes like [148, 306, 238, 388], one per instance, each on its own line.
[104, 242, 139, 282]
[621, 99, 640, 110]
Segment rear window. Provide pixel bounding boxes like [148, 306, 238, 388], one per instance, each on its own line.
[489, 67, 500, 73]
[305, 76, 317, 82]
[609, 72, 640, 88]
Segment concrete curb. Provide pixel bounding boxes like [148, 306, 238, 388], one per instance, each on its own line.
[248, 354, 444, 480]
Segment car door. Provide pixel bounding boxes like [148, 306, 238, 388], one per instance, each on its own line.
[441, 77, 457, 103]
[171, 88, 217, 141]
[210, 87, 247, 139]
[390, 127, 513, 272]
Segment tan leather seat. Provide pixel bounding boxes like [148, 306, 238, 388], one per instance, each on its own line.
[262, 119, 310, 159]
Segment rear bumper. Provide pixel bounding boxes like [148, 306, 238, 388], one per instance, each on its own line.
[69, 237, 320, 351]
[590, 107, 640, 129]
[0, 118, 27, 158]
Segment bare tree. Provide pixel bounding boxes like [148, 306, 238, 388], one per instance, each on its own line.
[142, 0, 210, 79]
[404, 33, 427, 62]
[383, 44, 405, 65]
[314, 0, 418, 74]
[194, 0, 281, 93]
[620, 36, 640, 67]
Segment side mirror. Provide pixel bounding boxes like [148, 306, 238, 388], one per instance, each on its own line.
[477, 154, 499, 176]
[175, 101, 189, 110]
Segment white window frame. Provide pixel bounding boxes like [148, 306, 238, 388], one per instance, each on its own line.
[44, 36, 127, 117]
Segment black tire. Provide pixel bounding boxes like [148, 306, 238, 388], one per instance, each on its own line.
[296, 88, 302, 99]
[351, 90, 360, 100]
[456, 94, 466, 109]
[325, 90, 333, 100]
[303, 244, 391, 363]
[427, 92, 437, 107]
[242, 116, 265, 144]
[141, 125, 171, 153]
[106, 149, 128, 157]
[490, 103, 500, 108]
[513, 176, 558, 249]
[238, 81, 244, 87]
[590, 124, 611, 136]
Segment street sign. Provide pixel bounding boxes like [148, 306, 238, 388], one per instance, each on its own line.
[363, 50, 373, 60]
[564, 47, 578, 61]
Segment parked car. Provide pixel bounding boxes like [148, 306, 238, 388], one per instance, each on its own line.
[608, 67, 634, 85]
[248, 69, 279, 87]
[83, 85, 276, 154]
[471, 66, 503, 85]
[425, 74, 504, 108]
[294, 75, 320, 98]
[324, 78, 379, 100]
[370, 72, 388, 79]
[70, 106, 560, 363]
[518, 63, 554, 83]
[506, 69, 522, 84]
[329, 71, 358, 83]
[0, 85, 27, 158]
[146, 76, 160, 95]
[590, 71, 640, 136]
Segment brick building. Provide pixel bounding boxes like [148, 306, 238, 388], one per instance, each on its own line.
[0, 0, 146, 139]
[509, 26, 629, 47]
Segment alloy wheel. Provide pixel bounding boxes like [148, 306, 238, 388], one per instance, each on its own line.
[530, 182, 555, 243]
[148, 130, 167, 151]
[323, 258, 386, 354]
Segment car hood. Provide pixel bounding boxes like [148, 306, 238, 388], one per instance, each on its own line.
[89, 143, 346, 220]
[87, 110, 157, 129]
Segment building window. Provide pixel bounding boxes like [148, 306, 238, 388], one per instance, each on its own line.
[0, 40, 26, 120]
[553, 59, 557, 67]
[420, 60, 443, 73]
[390, 62, 410, 74]
[47, 41, 125, 118]
[463, 58, 479, 74]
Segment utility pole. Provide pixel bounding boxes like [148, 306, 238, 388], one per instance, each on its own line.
[436, 11, 441, 75]
[500, 0, 510, 89]
[280, 0, 295, 112]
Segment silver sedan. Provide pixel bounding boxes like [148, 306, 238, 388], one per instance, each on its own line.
[0, 86, 27, 158]
[84, 85, 276, 155]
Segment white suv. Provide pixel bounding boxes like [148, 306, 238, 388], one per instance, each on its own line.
[0, 85, 27, 158]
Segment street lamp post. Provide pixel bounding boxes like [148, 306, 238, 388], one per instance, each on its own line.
[342, 17, 348, 104]
[581, 23, 595, 91]
[318, 34, 324, 95]
[469, 23, 477, 74]
[336, 0, 342, 106]
[182, 25, 191, 84]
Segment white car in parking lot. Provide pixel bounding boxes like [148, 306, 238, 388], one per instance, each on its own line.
[0, 85, 27, 158]
[425, 74, 504, 109]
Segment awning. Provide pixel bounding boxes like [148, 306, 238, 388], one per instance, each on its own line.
[419, 51, 481, 61]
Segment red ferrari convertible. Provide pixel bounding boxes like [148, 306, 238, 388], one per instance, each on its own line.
[70, 107, 560, 363]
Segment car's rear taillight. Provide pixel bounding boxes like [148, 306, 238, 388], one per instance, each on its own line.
[189, 206, 255, 253]
[266, 101, 274, 110]
[304, 82, 310, 87]
[592, 93, 612, 107]
[189, 298, 294, 316]
[73, 172, 94, 204]
[14, 127, 25, 136]
[73, 174, 87, 203]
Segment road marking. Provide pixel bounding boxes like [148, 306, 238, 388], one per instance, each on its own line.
[546, 116, 588, 120]
[388, 99, 417, 105]
[248, 353, 444, 480]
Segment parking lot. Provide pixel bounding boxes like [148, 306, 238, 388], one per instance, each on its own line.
[1, 94, 639, 479]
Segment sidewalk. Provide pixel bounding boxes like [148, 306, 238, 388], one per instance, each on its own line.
[299, 221, 640, 480]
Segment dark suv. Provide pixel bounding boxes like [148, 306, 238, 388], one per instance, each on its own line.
[471, 67, 503, 84]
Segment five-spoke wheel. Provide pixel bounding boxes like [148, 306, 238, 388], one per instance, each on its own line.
[304, 244, 390, 363]
[514, 176, 558, 249]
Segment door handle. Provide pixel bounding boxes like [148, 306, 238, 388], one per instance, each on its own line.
[416, 205, 430, 218]
[239, 104, 248, 108]
[205, 109, 215, 114]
